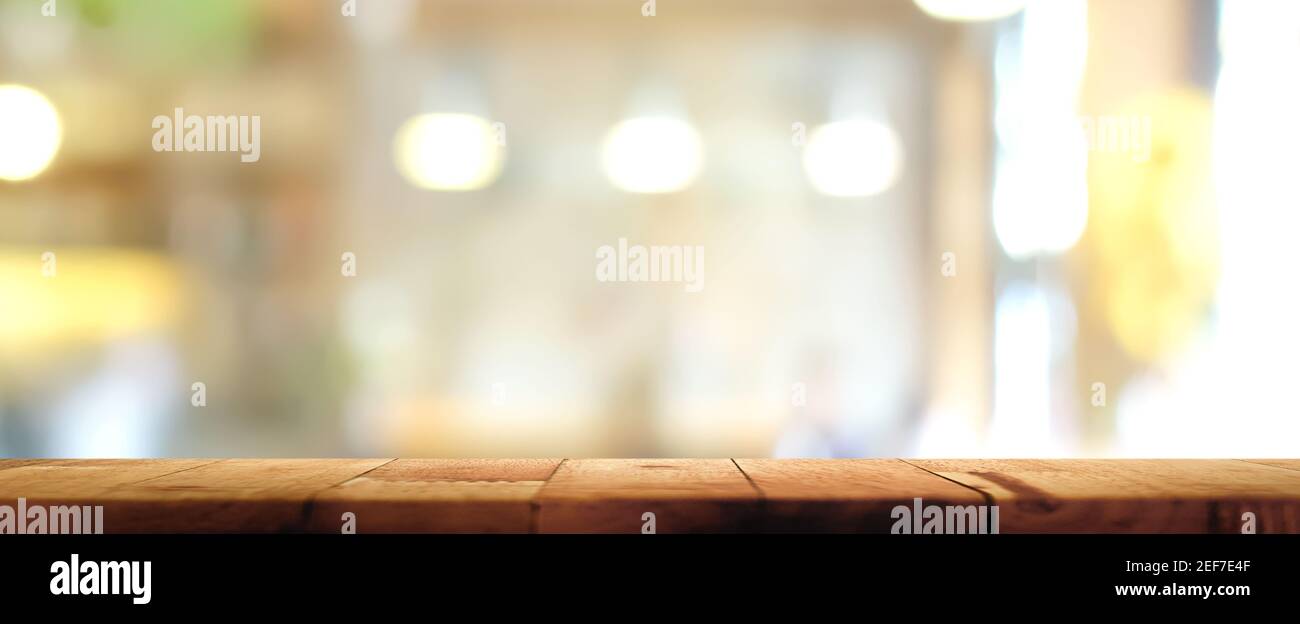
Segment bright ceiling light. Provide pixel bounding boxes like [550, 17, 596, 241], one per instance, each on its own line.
[0, 84, 62, 182]
[914, 0, 1027, 22]
[802, 119, 904, 198]
[393, 113, 504, 191]
[601, 116, 704, 194]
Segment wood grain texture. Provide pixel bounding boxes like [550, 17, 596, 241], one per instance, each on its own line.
[911, 459, 1300, 533]
[535, 459, 761, 533]
[0, 459, 52, 471]
[735, 459, 986, 532]
[104, 458, 392, 533]
[308, 459, 561, 533]
[0, 459, 217, 533]
[0, 459, 215, 499]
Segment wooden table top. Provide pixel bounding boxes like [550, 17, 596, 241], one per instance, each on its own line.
[1, 458, 1297, 533]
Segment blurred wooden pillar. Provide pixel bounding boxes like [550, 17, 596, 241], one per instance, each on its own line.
[921, 25, 996, 454]
[1082, 0, 1208, 114]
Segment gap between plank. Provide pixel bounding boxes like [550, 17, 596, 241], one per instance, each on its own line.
[898, 459, 998, 507]
[298, 458, 398, 532]
[729, 458, 766, 500]
[127, 458, 225, 487]
[1236, 459, 1300, 473]
[730, 459, 767, 533]
[529, 458, 567, 534]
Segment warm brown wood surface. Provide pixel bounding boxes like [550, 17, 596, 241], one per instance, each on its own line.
[0, 459, 1297, 533]
[309, 459, 560, 533]
[536, 459, 761, 533]
[910, 459, 1300, 533]
[1242, 459, 1300, 473]
[736, 458, 987, 532]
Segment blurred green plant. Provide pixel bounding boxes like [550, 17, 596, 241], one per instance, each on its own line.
[76, 0, 256, 72]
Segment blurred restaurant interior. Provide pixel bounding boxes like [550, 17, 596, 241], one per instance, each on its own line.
[1, 0, 1297, 458]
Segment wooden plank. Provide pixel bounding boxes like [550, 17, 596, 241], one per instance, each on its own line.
[536, 459, 760, 533]
[0, 460, 215, 533]
[0, 459, 51, 471]
[735, 459, 987, 532]
[0, 459, 215, 499]
[103, 458, 392, 533]
[911, 459, 1300, 533]
[308, 459, 561, 533]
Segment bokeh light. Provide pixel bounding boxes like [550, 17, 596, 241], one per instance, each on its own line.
[0, 249, 182, 352]
[914, 0, 1027, 22]
[801, 120, 904, 198]
[0, 84, 62, 182]
[991, 127, 1089, 259]
[601, 116, 704, 194]
[991, 0, 1089, 259]
[1087, 90, 1217, 362]
[394, 113, 505, 191]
